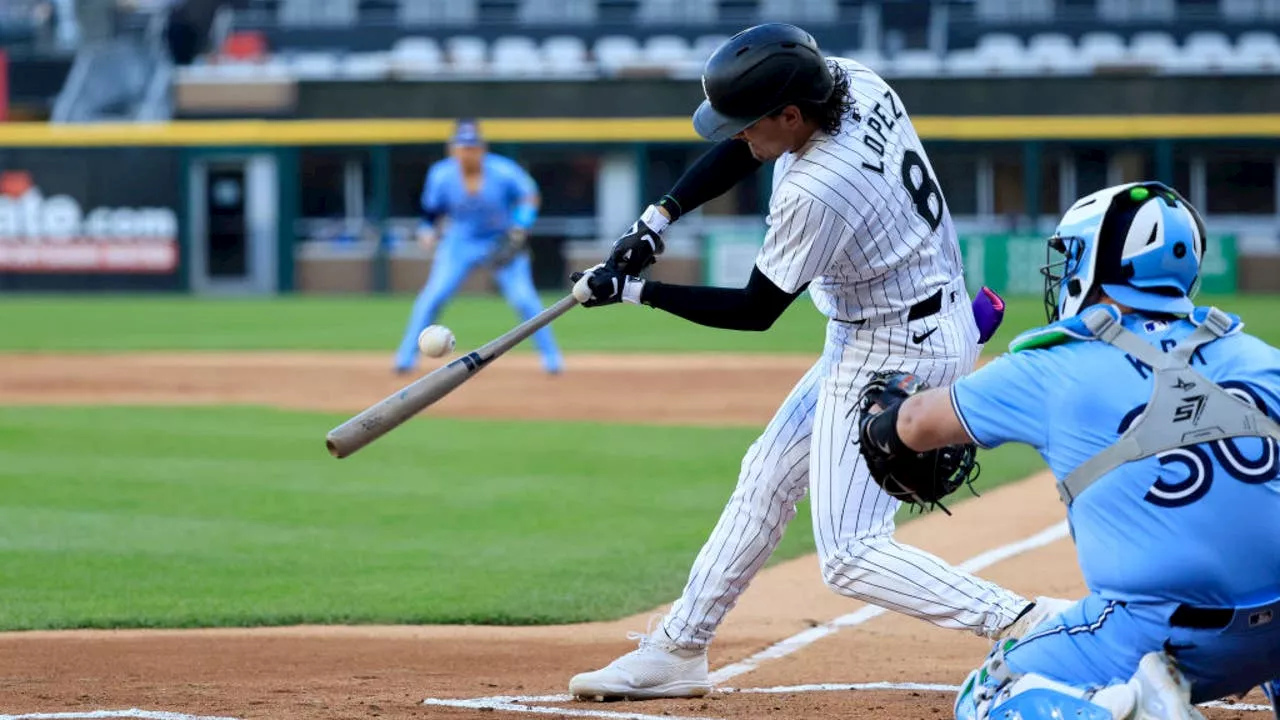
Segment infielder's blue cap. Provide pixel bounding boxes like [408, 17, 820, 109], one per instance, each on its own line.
[451, 119, 483, 147]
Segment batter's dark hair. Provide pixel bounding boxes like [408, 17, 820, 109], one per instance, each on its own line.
[769, 61, 858, 136]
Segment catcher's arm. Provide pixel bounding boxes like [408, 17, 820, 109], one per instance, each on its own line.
[894, 388, 974, 451]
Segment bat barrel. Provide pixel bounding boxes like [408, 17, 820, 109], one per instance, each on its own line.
[324, 293, 581, 459]
[324, 359, 471, 458]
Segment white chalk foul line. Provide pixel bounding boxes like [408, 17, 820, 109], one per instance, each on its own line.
[0, 707, 241, 712]
[423, 697, 718, 720]
[730, 684, 1273, 711]
[726, 681, 961, 694]
[707, 519, 1072, 684]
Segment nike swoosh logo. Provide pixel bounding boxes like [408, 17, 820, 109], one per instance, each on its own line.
[911, 327, 938, 344]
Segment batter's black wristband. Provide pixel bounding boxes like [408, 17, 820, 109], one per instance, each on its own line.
[656, 194, 683, 223]
[865, 401, 911, 458]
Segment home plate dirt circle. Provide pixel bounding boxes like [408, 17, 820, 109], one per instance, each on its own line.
[0, 352, 1268, 720]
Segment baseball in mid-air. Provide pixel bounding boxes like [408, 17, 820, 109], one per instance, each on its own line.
[417, 324, 456, 358]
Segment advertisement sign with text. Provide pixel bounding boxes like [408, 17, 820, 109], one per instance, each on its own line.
[0, 148, 182, 291]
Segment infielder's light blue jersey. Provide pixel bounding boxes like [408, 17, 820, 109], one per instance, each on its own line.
[951, 308, 1280, 608]
[422, 154, 537, 242]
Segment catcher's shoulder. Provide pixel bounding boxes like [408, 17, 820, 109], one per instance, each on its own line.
[1007, 304, 1122, 354]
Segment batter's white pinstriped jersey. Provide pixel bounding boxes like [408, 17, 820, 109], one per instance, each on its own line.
[653, 58, 1030, 654]
[757, 58, 965, 324]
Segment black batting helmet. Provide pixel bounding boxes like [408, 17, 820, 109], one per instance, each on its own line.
[693, 23, 834, 142]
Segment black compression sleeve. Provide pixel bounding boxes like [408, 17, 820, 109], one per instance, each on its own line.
[658, 139, 762, 221]
[639, 265, 803, 331]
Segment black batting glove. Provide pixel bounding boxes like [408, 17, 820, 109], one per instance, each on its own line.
[608, 217, 665, 276]
[570, 263, 641, 308]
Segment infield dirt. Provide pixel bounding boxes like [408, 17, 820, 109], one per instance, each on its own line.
[0, 352, 1264, 720]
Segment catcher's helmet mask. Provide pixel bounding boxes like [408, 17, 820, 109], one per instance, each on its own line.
[693, 23, 836, 141]
[1042, 181, 1206, 323]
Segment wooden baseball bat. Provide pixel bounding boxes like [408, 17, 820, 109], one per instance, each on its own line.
[325, 292, 581, 459]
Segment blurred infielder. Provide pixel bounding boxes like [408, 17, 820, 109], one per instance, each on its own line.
[393, 119, 563, 375]
[568, 23, 1066, 700]
[856, 181, 1280, 719]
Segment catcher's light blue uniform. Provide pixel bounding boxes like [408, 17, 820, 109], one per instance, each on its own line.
[394, 149, 562, 373]
[949, 182, 1280, 720]
[951, 307, 1280, 703]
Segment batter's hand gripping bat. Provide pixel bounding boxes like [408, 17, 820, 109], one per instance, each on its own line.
[325, 291, 582, 459]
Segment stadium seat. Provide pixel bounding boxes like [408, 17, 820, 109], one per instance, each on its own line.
[593, 35, 643, 74]
[975, 0, 1054, 21]
[491, 36, 545, 77]
[886, 50, 943, 77]
[1223, 0, 1280, 19]
[220, 31, 268, 62]
[390, 37, 443, 77]
[692, 34, 731, 63]
[1235, 31, 1280, 71]
[1165, 31, 1234, 74]
[339, 52, 391, 80]
[519, 0, 598, 24]
[542, 35, 591, 75]
[643, 34, 692, 67]
[843, 48, 887, 73]
[943, 49, 990, 76]
[1098, 0, 1175, 21]
[398, 0, 478, 25]
[1025, 33, 1089, 74]
[278, 0, 357, 26]
[1127, 31, 1177, 68]
[289, 51, 341, 79]
[975, 33, 1023, 56]
[1078, 31, 1127, 67]
[637, 0, 716, 24]
[759, 0, 838, 22]
[446, 35, 488, 74]
[973, 33, 1029, 74]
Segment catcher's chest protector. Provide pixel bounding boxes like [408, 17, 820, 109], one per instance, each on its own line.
[1058, 306, 1280, 505]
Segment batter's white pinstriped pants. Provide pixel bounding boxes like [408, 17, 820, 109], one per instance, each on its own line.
[661, 282, 1030, 649]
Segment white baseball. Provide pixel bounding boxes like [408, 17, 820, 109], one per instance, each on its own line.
[417, 325, 456, 358]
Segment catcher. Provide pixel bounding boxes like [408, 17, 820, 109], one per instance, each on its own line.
[857, 181, 1280, 720]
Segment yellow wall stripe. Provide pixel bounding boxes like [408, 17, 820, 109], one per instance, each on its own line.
[0, 115, 1277, 147]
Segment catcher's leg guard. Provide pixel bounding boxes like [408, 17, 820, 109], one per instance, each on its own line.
[954, 640, 1187, 720]
[1261, 679, 1279, 720]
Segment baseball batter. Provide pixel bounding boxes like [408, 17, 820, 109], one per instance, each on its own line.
[568, 23, 1065, 701]
[857, 181, 1280, 719]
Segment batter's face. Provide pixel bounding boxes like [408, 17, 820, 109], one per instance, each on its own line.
[734, 106, 811, 161]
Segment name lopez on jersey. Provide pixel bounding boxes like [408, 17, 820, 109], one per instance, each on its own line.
[858, 89, 904, 175]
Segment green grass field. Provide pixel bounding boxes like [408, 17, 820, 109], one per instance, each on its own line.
[0, 405, 1041, 630]
[0, 292, 1270, 354]
[1, 291, 1272, 630]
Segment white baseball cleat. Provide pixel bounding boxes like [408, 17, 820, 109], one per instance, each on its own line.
[1129, 651, 1206, 720]
[995, 596, 1074, 641]
[569, 620, 711, 701]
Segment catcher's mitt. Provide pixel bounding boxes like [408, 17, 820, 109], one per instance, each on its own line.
[856, 370, 980, 515]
